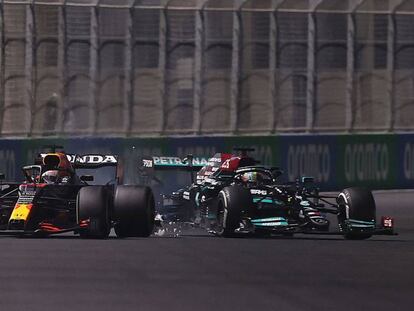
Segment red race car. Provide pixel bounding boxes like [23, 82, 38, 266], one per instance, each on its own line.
[0, 146, 155, 238]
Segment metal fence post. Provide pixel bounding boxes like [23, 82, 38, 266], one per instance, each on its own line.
[26, 0, 35, 136]
[230, 8, 241, 134]
[90, 1, 99, 135]
[387, 1, 404, 131]
[269, 5, 278, 132]
[346, 12, 356, 131]
[159, 7, 167, 134]
[57, 1, 67, 135]
[124, 3, 133, 136]
[346, 0, 365, 132]
[0, 2, 4, 135]
[306, 0, 326, 132]
[306, 10, 316, 132]
[193, 6, 204, 134]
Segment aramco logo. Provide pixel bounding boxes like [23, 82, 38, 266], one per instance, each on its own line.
[287, 144, 330, 182]
[344, 143, 388, 182]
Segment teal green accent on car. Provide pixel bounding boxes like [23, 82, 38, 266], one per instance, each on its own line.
[253, 198, 273, 203]
[347, 224, 375, 228]
[253, 222, 288, 227]
[251, 217, 286, 223]
[251, 217, 289, 227]
[346, 219, 375, 228]
[348, 219, 375, 225]
[252, 197, 284, 204]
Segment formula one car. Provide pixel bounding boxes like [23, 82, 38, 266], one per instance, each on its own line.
[142, 149, 395, 239]
[0, 147, 155, 238]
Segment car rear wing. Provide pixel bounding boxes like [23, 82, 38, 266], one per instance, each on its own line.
[139, 155, 208, 185]
[141, 156, 208, 172]
[39, 153, 118, 169]
[70, 154, 118, 169]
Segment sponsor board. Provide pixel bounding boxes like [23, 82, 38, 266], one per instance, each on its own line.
[286, 143, 331, 183]
[279, 136, 336, 189]
[343, 143, 388, 182]
[0, 134, 413, 190]
[337, 135, 397, 189]
[397, 134, 414, 188]
[403, 142, 414, 180]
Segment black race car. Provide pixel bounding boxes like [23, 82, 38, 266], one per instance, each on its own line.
[0, 147, 155, 238]
[142, 149, 395, 239]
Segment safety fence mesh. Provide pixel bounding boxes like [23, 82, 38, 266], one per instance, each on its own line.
[0, 0, 413, 136]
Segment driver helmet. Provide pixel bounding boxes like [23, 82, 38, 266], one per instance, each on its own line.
[241, 171, 258, 183]
[42, 170, 60, 184]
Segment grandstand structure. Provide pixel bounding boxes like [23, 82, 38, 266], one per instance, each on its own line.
[0, 0, 413, 136]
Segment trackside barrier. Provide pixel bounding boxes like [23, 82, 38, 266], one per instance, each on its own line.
[0, 134, 412, 191]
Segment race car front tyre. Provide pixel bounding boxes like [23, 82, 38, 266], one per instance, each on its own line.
[114, 185, 155, 238]
[77, 186, 110, 239]
[337, 187, 376, 240]
[216, 185, 251, 237]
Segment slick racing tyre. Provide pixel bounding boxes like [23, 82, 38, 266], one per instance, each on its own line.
[114, 185, 155, 238]
[77, 186, 110, 239]
[216, 185, 251, 237]
[337, 187, 376, 240]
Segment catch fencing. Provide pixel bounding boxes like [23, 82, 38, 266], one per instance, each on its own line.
[0, 0, 413, 136]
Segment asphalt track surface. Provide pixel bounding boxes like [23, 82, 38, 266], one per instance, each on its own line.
[0, 191, 413, 311]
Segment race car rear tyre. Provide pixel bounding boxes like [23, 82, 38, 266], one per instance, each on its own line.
[77, 186, 110, 239]
[337, 187, 376, 240]
[114, 185, 155, 238]
[216, 185, 251, 237]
